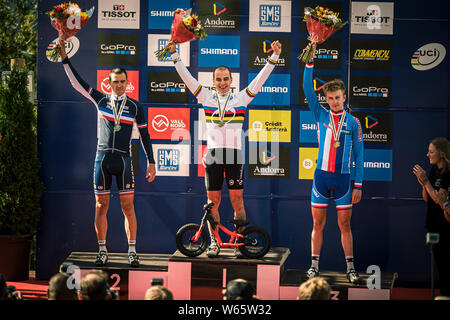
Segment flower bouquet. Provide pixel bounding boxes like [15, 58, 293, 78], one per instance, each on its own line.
[155, 8, 207, 61]
[46, 2, 95, 62]
[298, 6, 348, 63]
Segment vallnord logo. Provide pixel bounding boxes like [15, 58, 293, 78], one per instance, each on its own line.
[411, 43, 446, 71]
[152, 115, 169, 132]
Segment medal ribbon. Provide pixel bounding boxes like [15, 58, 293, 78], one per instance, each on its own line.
[216, 92, 231, 125]
[111, 95, 127, 127]
[329, 110, 346, 145]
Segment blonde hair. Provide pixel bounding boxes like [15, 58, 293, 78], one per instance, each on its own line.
[297, 277, 331, 300]
[323, 79, 346, 94]
[144, 285, 173, 300]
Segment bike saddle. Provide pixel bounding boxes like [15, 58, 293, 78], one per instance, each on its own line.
[228, 219, 249, 227]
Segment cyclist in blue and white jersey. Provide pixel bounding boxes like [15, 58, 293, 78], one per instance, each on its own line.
[59, 39, 156, 268]
[302, 43, 364, 284]
[166, 40, 282, 258]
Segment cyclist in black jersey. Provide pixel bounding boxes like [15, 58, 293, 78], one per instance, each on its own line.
[59, 39, 156, 267]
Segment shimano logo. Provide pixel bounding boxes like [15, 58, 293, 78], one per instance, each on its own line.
[364, 161, 390, 169]
[260, 86, 288, 93]
[201, 48, 238, 55]
[302, 123, 317, 130]
[259, 4, 281, 27]
[353, 86, 388, 97]
[150, 10, 173, 17]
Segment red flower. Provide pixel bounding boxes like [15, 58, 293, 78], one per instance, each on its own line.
[55, 6, 62, 12]
[191, 18, 198, 27]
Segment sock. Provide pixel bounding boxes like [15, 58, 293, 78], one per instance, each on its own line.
[128, 240, 136, 254]
[98, 240, 107, 253]
[346, 256, 355, 272]
[311, 255, 320, 270]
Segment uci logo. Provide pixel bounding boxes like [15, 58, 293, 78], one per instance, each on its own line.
[411, 43, 446, 71]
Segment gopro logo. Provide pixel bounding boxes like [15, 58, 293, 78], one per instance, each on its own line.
[259, 5, 281, 27]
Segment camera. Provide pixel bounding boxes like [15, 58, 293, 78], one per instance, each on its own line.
[426, 232, 440, 245]
[151, 278, 163, 286]
[6, 286, 22, 300]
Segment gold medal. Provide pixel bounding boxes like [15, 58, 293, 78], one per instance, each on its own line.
[111, 95, 127, 133]
[216, 92, 231, 128]
[333, 141, 340, 148]
[114, 124, 121, 132]
[217, 121, 225, 128]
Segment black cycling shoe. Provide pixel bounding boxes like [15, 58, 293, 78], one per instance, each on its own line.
[128, 252, 140, 267]
[346, 269, 360, 284]
[95, 250, 108, 267]
[305, 267, 320, 279]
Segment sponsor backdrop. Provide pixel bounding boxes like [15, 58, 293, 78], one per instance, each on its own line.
[36, 0, 449, 288]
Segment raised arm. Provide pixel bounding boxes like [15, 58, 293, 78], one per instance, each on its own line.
[243, 40, 281, 105]
[59, 38, 103, 105]
[166, 41, 205, 103]
[302, 44, 324, 121]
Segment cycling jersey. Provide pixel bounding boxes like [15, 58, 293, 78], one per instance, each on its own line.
[171, 51, 278, 150]
[303, 62, 364, 190]
[62, 58, 155, 164]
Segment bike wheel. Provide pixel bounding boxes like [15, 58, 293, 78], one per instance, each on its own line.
[238, 226, 271, 259]
[176, 223, 208, 257]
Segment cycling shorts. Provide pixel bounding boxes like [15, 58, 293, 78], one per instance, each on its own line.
[204, 148, 244, 191]
[311, 169, 352, 211]
[93, 151, 135, 196]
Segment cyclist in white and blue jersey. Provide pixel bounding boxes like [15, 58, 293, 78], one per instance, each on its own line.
[302, 43, 364, 284]
[59, 39, 156, 268]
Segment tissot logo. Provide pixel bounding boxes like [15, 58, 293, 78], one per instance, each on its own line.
[248, 37, 290, 68]
[350, 76, 391, 108]
[351, 2, 394, 35]
[199, 0, 240, 30]
[98, 33, 139, 65]
[98, 0, 140, 29]
[352, 112, 393, 145]
[148, 71, 188, 103]
[248, 146, 290, 178]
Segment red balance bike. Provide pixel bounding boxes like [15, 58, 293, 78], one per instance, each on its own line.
[176, 203, 271, 259]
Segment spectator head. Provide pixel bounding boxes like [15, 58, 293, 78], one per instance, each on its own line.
[223, 278, 257, 300]
[48, 272, 78, 300]
[297, 277, 331, 300]
[79, 270, 115, 300]
[144, 285, 173, 300]
[0, 274, 7, 300]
